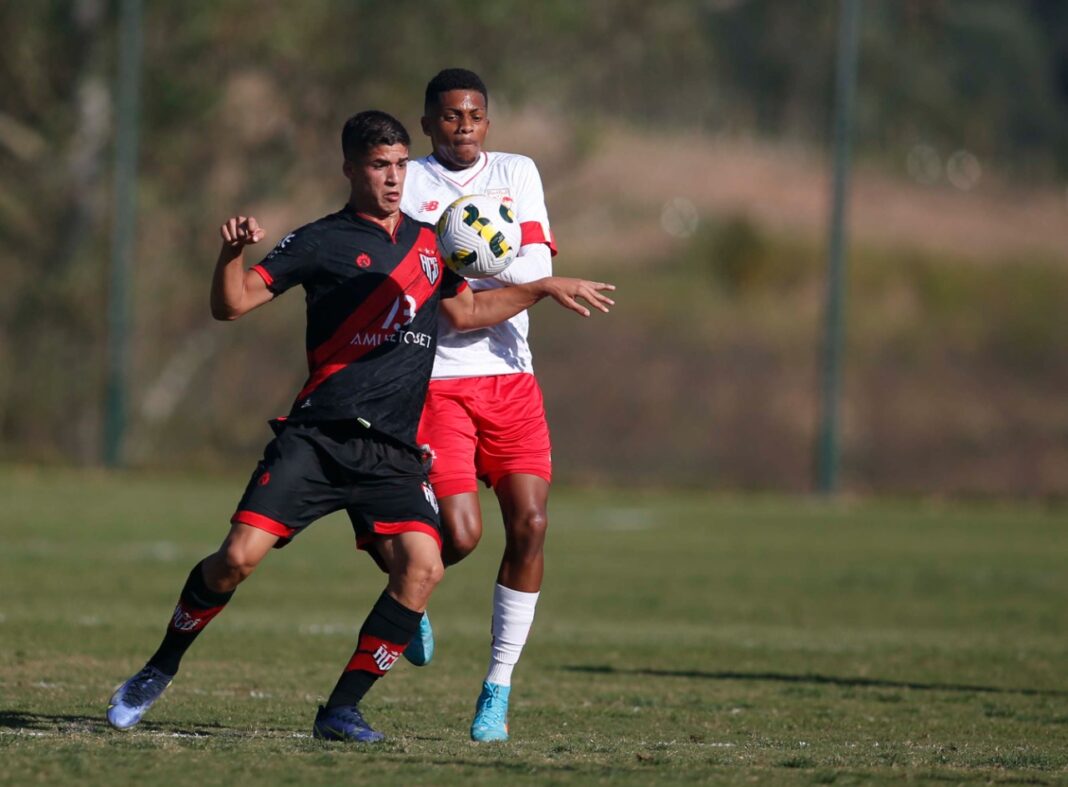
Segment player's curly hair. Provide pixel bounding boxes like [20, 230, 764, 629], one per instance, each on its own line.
[341, 110, 410, 161]
[424, 68, 489, 113]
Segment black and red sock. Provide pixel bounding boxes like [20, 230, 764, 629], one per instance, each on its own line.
[325, 591, 422, 710]
[147, 560, 234, 676]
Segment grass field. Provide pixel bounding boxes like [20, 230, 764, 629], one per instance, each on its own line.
[1, 467, 1066, 785]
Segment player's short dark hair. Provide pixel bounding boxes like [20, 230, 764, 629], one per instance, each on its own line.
[424, 68, 489, 113]
[341, 111, 410, 161]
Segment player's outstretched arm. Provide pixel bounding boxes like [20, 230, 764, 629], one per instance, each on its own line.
[441, 277, 615, 331]
[210, 215, 274, 321]
[491, 243, 553, 286]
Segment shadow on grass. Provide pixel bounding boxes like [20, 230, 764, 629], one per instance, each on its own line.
[0, 711, 456, 744]
[0, 710, 257, 738]
[562, 666, 1068, 698]
[0, 711, 108, 732]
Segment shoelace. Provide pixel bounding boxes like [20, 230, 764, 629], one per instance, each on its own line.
[478, 690, 506, 724]
[123, 668, 166, 705]
[333, 706, 370, 728]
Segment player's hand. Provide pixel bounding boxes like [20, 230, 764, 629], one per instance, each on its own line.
[220, 215, 266, 248]
[539, 277, 616, 317]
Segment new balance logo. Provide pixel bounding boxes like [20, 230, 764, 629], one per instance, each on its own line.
[372, 644, 401, 672]
[419, 201, 439, 212]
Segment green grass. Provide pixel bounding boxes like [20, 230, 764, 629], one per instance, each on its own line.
[1, 467, 1067, 785]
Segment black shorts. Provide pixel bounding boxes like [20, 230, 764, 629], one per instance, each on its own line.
[231, 420, 442, 551]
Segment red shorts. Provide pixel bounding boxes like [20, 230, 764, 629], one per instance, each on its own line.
[417, 373, 553, 498]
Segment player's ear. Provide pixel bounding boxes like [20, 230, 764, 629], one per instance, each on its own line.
[342, 159, 354, 178]
[420, 115, 432, 137]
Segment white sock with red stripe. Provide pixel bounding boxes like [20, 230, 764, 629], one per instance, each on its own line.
[484, 583, 539, 687]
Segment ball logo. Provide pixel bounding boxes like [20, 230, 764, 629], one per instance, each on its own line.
[436, 194, 521, 278]
[355, 253, 372, 268]
[461, 204, 513, 260]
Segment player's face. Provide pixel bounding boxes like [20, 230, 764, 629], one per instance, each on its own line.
[344, 143, 408, 218]
[422, 89, 490, 171]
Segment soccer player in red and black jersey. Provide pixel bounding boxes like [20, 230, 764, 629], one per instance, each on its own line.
[105, 110, 614, 742]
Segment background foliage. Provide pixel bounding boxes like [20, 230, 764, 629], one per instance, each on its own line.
[1, 0, 1067, 494]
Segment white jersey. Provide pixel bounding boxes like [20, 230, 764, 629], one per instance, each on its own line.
[402, 151, 556, 379]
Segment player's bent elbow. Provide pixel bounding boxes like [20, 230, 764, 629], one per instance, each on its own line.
[210, 301, 244, 321]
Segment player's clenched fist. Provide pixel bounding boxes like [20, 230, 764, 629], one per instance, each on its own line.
[220, 215, 266, 248]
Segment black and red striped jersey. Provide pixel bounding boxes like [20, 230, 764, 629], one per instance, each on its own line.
[251, 207, 466, 445]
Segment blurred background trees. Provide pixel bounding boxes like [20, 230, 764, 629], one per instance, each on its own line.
[2, 0, 1066, 495]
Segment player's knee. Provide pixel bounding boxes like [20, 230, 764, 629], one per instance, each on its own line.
[506, 507, 548, 553]
[397, 554, 444, 595]
[449, 525, 481, 560]
[427, 557, 445, 588]
[213, 544, 261, 586]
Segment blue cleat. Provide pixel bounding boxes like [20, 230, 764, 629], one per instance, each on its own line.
[470, 681, 510, 742]
[312, 704, 385, 743]
[402, 612, 434, 666]
[106, 665, 173, 730]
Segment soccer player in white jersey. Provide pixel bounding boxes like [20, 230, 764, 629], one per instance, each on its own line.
[401, 69, 593, 742]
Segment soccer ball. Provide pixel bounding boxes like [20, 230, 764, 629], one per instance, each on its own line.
[436, 194, 521, 279]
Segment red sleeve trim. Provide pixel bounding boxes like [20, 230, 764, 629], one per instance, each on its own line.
[251, 264, 274, 286]
[520, 221, 558, 256]
[231, 509, 296, 538]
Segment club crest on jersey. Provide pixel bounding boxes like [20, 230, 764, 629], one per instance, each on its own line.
[419, 251, 440, 284]
[486, 188, 512, 207]
[355, 252, 372, 268]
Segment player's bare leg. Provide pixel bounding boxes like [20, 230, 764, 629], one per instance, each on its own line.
[495, 474, 549, 591]
[376, 531, 445, 611]
[316, 532, 444, 742]
[202, 522, 280, 591]
[470, 473, 549, 742]
[402, 491, 482, 666]
[107, 524, 278, 730]
[439, 491, 484, 566]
